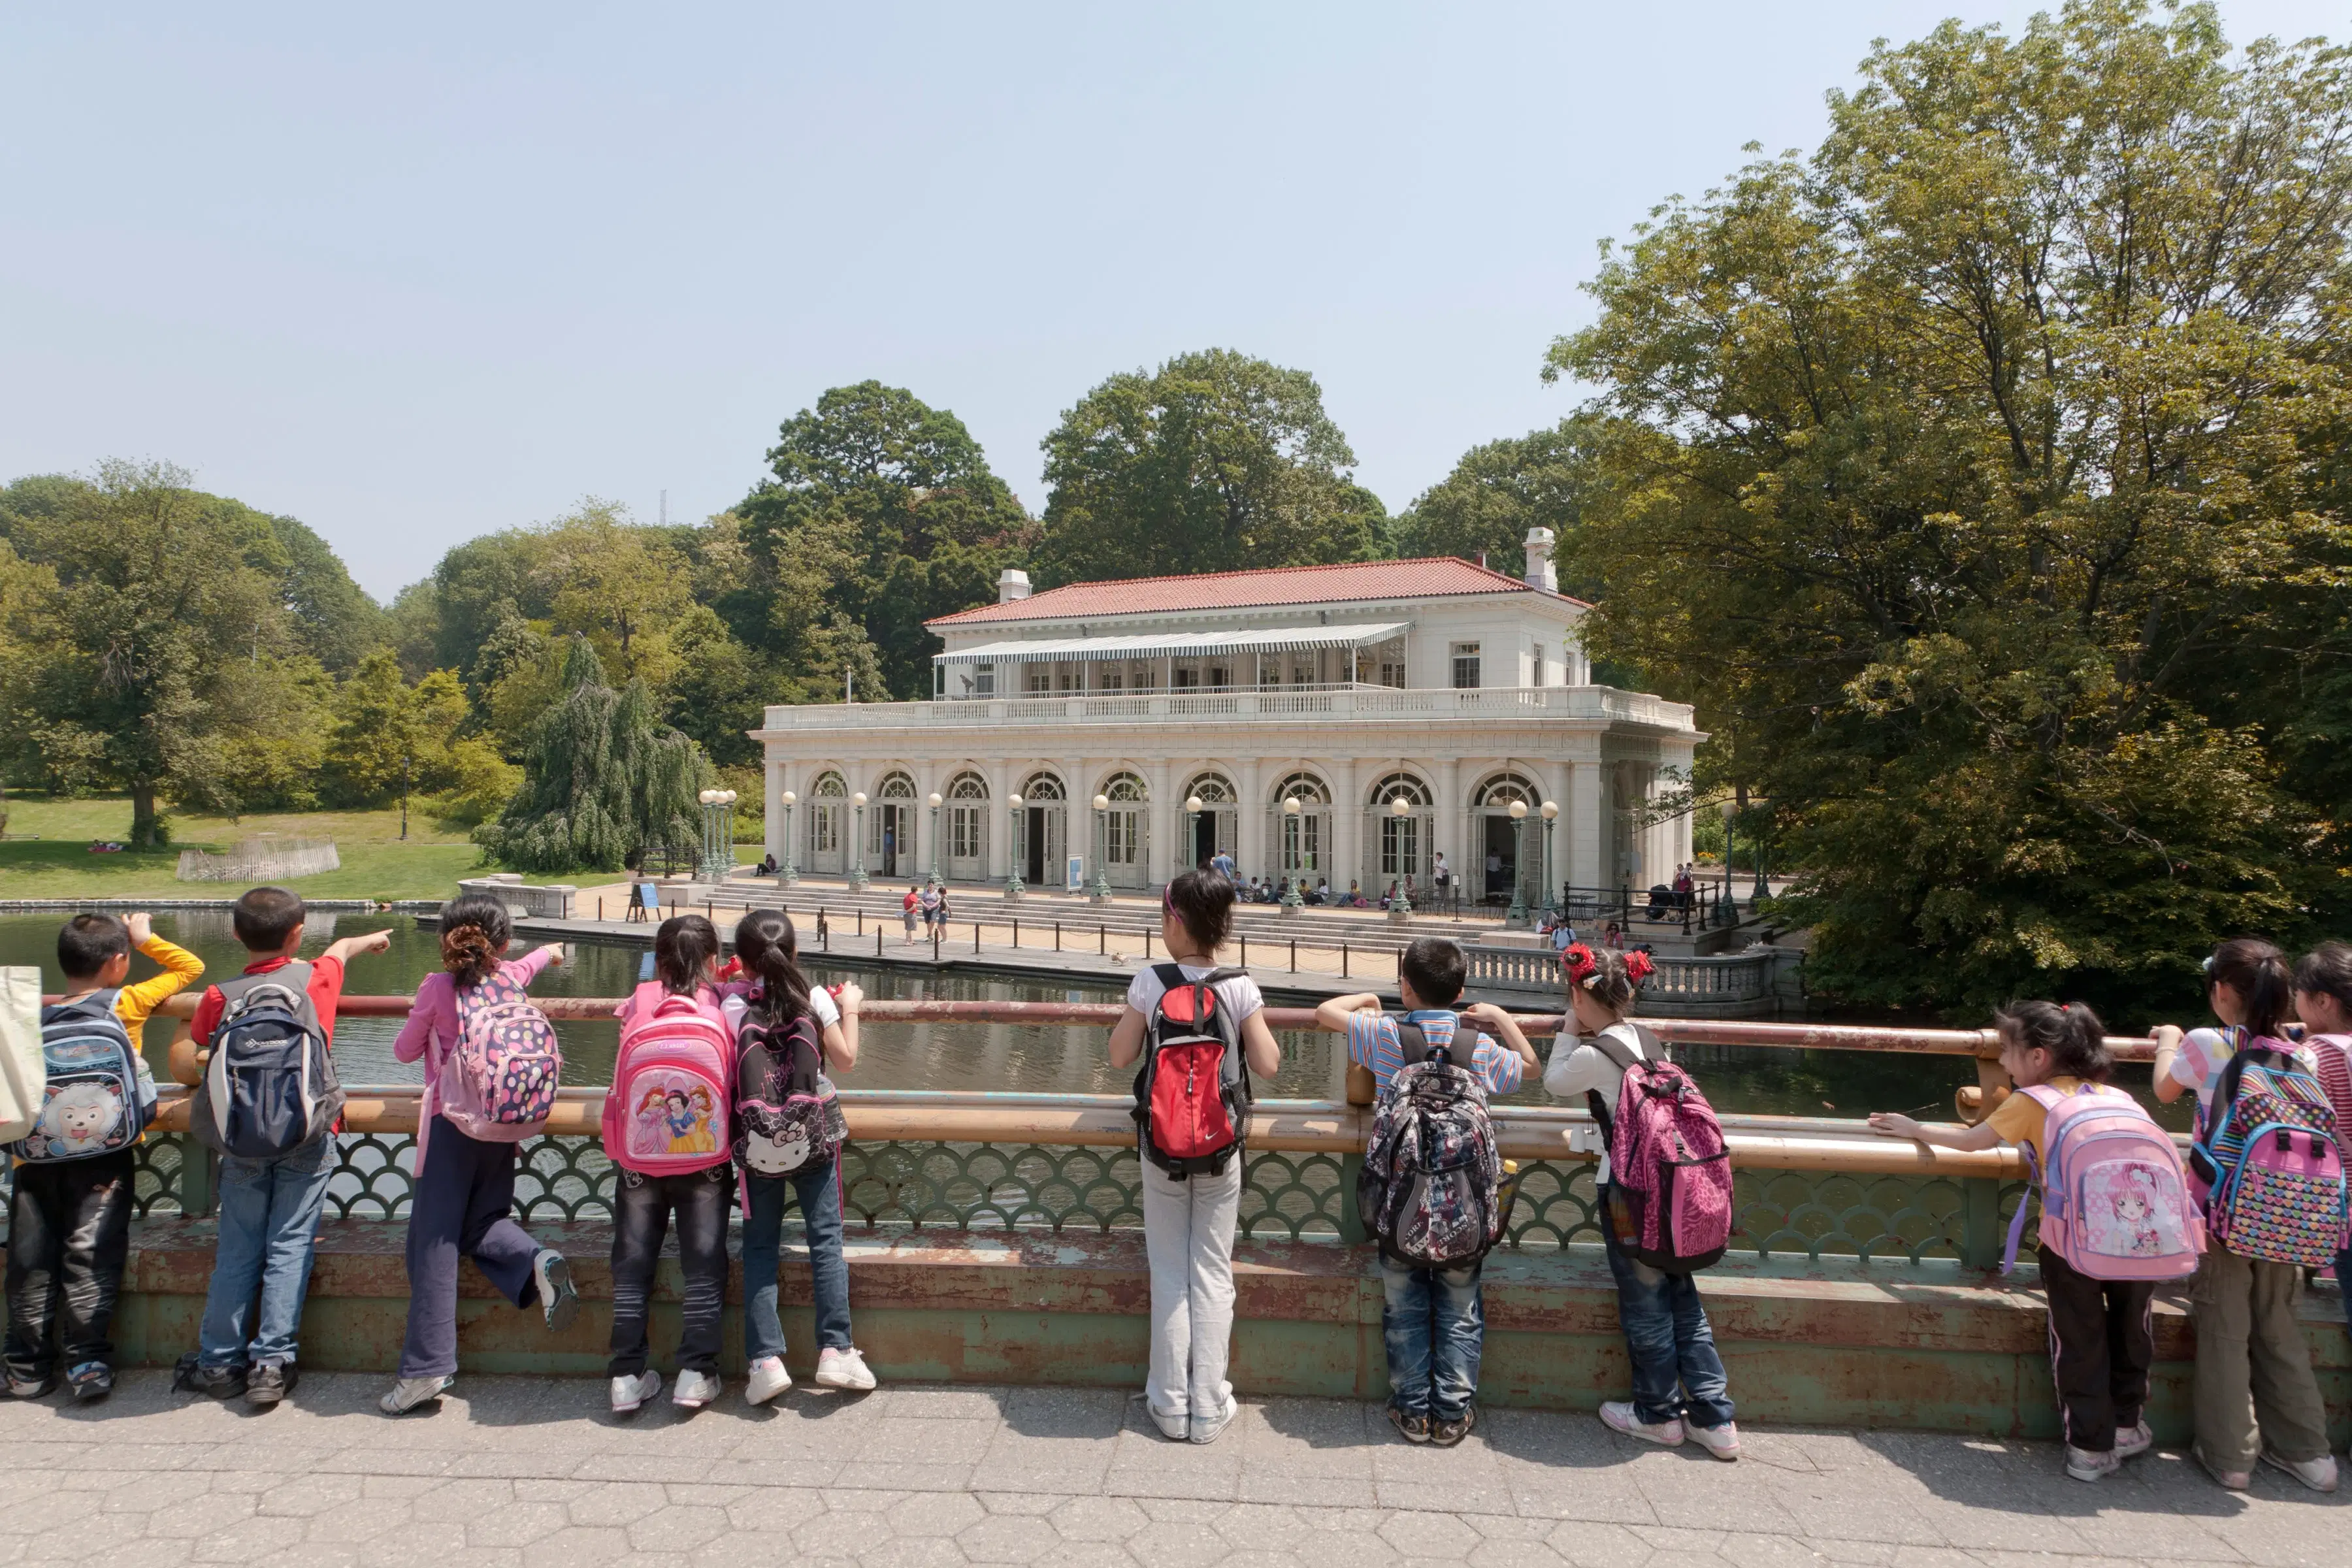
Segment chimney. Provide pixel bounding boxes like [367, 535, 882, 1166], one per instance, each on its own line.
[1522, 527, 1558, 593]
[998, 567, 1032, 604]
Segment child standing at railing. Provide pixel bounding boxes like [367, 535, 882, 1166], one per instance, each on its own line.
[604, 915, 736, 1414]
[1871, 1002, 2176, 1483]
[378, 892, 581, 1415]
[2289, 941, 2352, 1330]
[1109, 872, 1282, 1444]
[720, 908, 875, 1403]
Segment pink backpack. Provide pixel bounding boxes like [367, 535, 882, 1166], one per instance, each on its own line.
[1585, 1026, 1733, 1271]
[602, 982, 734, 1175]
[440, 971, 563, 1143]
[2002, 1083, 2202, 1281]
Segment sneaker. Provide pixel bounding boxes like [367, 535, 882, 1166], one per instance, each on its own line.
[532, 1250, 581, 1333]
[245, 1362, 295, 1409]
[745, 1357, 792, 1406]
[2259, 1448, 2340, 1494]
[2113, 1420, 2154, 1461]
[1386, 1404, 1431, 1444]
[2195, 1445, 2251, 1491]
[1431, 1405, 1480, 1448]
[1148, 1402, 1190, 1441]
[173, 1356, 246, 1399]
[672, 1369, 721, 1410]
[379, 1375, 453, 1415]
[2066, 1445, 2121, 1482]
[610, 1369, 662, 1414]
[63, 1354, 110, 1401]
[1189, 1392, 1238, 1445]
[813, 1346, 877, 1391]
[1688, 1420, 1741, 1461]
[1601, 1400, 1686, 1446]
[5, 1374, 57, 1399]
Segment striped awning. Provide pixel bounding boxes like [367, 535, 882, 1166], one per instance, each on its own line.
[933, 621, 1410, 667]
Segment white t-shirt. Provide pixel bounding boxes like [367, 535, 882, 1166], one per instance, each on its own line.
[1544, 1021, 1650, 1186]
[719, 983, 840, 1037]
[1126, 962, 1264, 1034]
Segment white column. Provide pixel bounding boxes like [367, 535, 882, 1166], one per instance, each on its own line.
[1065, 757, 1092, 888]
[1567, 760, 1603, 894]
[1237, 757, 1264, 882]
[1435, 757, 1463, 900]
[1148, 757, 1175, 884]
[764, 755, 789, 863]
[1328, 757, 1358, 898]
[1546, 759, 1573, 906]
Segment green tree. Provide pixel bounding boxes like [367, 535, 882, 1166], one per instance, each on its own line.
[542, 500, 693, 687]
[1036, 349, 1381, 587]
[324, 650, 474, 835]
[0, 462, 319, 843]
[475, 638, 710, 873]
[738, 382, 1033, 700]
[1548, 0, 2352, 1022]
[1394, 418, 1605, 589]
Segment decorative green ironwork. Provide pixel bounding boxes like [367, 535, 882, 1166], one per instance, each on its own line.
[71, 1133, 2037, 1274]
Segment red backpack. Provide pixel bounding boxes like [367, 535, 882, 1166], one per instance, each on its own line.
[1130, 964, 1252, 1178]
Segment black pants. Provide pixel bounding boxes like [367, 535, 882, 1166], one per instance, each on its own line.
[608, 1164, 732, 1377]
[2040, 1244, 2155, 1452]
[5, 1151, 137, 1382]
[399, 1118, 546, 1379]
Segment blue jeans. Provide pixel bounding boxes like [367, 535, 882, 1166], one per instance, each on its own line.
[198, 1136, 337, 1369]
[1380, 1254, 1484, 1420]
[742, 1157, 853, 1364]
[1602, 1199, 1734, 1428]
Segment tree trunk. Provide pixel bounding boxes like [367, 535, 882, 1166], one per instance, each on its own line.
[131, 783, 158, 847]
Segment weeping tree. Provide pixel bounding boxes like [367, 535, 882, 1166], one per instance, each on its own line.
[474, 637, 710, 872]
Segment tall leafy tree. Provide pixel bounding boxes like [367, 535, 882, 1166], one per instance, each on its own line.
[1550, 0, 2352, 1022]
[1394, 418, 1605, 589]
[0, 462, 322, 843]
[323, 650, 473, 834]
[737, 382, 1032, 700]
[1036, 349, 1382, 586]
[475, 638, 710, 872]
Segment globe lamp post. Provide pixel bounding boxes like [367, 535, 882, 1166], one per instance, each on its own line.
[1089, 792, 1113, 902]
[926, 791, 943, 886]
[1388, 794, 1413, 921]
[849, 791, 870, 891]
[1506, 798, 1531, 926]
[779, 790, 798, 887]
[1279, 797, 1303, 910]
[1004, 793, 1024, 901]
[1184, 794, 1203, 873]
[1540, 798, 1560, 921]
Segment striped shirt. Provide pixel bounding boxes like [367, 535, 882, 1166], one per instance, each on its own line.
[1347, 1009, 1524, 1098]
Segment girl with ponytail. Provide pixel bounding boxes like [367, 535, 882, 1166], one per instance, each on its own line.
[382, 893, 580, 1415]
[718, 909, 872, 1402]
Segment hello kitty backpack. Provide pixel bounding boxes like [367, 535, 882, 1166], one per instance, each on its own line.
[2001, 1083, 2202, 1281]
[601, 982, 734, 1176]
[730, 1004, 843, 1179]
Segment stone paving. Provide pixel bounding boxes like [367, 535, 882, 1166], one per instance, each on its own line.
[0, 1374, 2342, 1567]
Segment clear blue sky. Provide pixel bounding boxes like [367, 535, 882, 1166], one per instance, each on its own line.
[3, 2, 2341, 601]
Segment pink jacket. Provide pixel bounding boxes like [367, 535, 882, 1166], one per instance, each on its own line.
[394, 945, 559, 1169]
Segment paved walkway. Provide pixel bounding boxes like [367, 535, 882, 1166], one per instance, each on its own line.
[0, 1376, 2341, 1567]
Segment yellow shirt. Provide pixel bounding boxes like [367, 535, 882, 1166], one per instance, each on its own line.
[1986, 1076, 2121, 1168]
[113, 934, 204, 1034]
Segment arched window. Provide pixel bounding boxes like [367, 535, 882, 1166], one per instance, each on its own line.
[1103, 772, 1148, 804]
[1098, 772, 1149, 883]
[1269, 770, 1331, 806]
[945, 771, 988, 871]
[1020, 771, 1065, 801]
[1183, 773, 1235, 804]
[1475, 772, 1540, 808]
[875, 771, 918, 801]
[1365, 771, 1431, 808]
[946, 771, 988, 800]
[810, 772, 847, 799]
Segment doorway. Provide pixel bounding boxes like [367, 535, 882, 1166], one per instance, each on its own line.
[1482, 815, 1518, 904]
[1193, 812, 1217, 870]
[1024, 806, 1063, 887]
[875, 803, 911, 879]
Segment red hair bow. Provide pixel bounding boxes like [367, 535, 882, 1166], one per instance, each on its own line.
[1561, 942, 1598, 982]
[1624, 949, 1655, 984]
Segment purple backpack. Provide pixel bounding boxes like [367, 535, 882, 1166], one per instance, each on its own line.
[2001, 1083, 2202, 1281]
[440, 972, 563, 1142]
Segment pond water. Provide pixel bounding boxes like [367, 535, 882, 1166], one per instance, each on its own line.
[0, 911, 2176, 1125]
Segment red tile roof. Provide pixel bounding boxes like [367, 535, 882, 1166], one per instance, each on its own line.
[928, 557, 1584, 626]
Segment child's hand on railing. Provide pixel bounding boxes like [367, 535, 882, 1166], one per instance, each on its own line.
[1867, 1111, 1924, 1140]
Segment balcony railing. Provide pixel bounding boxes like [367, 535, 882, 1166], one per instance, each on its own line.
[755, 684, 1697, 735]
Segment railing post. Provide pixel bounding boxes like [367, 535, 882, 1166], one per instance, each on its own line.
[180, 1135, 217, 1220]
[1961, 1177, 2004, 1271]
[1337, 1059, 1376, 1245]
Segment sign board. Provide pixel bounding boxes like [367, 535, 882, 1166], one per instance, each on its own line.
[1066, 855, 1085, 893]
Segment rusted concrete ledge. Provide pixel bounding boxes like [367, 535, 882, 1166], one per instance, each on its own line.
[107, 1218, 2349, 1444]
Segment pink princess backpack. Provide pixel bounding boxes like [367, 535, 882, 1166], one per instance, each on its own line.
[2001, 1082, 2202, 1281]
[601, 981, 734, 1175]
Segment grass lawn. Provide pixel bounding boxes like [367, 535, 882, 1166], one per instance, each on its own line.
[0, 795, 571, 901]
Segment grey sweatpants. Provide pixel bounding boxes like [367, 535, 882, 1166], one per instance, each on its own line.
[1140, 1158, 1242, 1425]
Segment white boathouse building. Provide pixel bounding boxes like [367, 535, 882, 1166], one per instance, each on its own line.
[752, 530, 1700, 906]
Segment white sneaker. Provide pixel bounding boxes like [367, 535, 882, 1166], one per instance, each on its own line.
[610, 1369, 661, 1414]
[2113, 1420, 2153, 1460]
[2066, 1445, 2121, 1482]
[813, 1346, 877, 1391]
[1600, 1400, 1685, 1446]
[745, 1356, 792, 1406]
[672, 1369, 721, 1410]
[2260, 1448, 2340, 1493]
[378, 1375, 452, 1415]
[1688, 1420, 1740, 1461]
[532, 1250, 580, 1333]
[1147, 1402, 1189, 1441]
[1189, 1392, 1238, 1445]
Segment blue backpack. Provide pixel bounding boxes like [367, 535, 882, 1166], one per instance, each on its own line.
[190, 964, 342, 1158]
[8, 990, 149, 1164]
